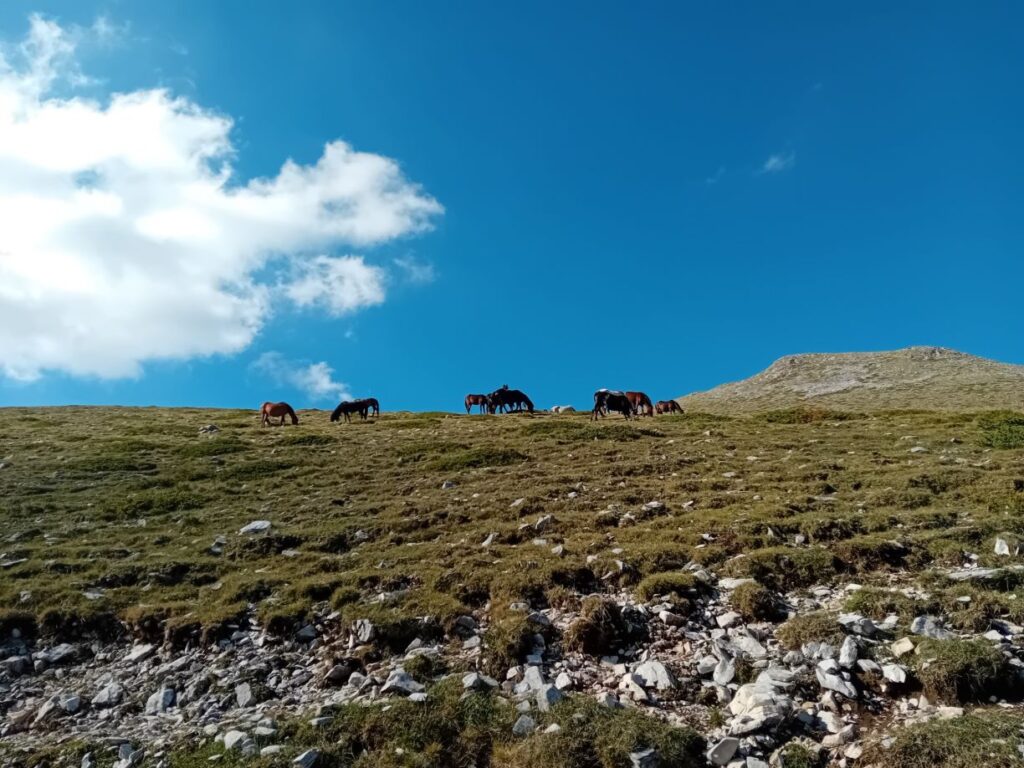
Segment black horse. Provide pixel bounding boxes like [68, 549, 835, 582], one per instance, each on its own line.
[489, 387, 534, 414]
[593, 389, 632, 420]
[330, 400, 368, 423]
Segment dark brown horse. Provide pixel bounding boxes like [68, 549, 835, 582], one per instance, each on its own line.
[465, 394, 490, 414]
[489, 387, 534, 414]
[260, 402, 298, 426]
[358, 397, 380, 417]
[593, 390, 632, 420]
[626, 391, 654, 417]
[655, 400, 684, 415]
[330, 400, 367, 423]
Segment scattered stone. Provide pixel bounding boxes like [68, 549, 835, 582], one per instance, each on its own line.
[911, 615, 954, 640]
[629, 748, 658, 768]
[707, 738, 740, 766]
[536, 684, 564, 712]
[634, 660, 676, 691]
[713, 656, 736, 685]
[352, 619, 375, 643]
[882, 664, 907, 684]
[815, 660, 857, 699]
[381, 669, 424, 696]
[512, 714, 535, 736]
[92, 682, 124, 708]
[717, 611, 742, 628]
[145, 686, 175, 714]
[293, 749, 319, 768]
[235, 682, 255, 708]
[239, 520, 271, 535]
[838, 636, 858, 668]
[891, 637, 915, 657]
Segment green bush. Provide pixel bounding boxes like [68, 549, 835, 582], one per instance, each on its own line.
[977, 411, 1024, 449]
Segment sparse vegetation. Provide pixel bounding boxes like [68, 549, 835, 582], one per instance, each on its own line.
[776, 612, 844, 650]
[729, 581, 777, 622]
[912, 639, 1008, 703]
[1, 404, 1023, 658]
[861, 712, 1024, 768]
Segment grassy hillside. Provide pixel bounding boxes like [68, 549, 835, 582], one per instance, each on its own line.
[3, 404, 1024, 642]
[678, 346, 1024, 414]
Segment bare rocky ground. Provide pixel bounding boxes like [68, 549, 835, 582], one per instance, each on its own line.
[3, 559, 1024, 767]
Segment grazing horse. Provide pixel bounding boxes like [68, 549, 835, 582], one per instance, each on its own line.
[358, 397, 380, 417]
[592, 389, 626, 418]
[330, 400, 367, 423]
[260, 402, 298, 426]
[626, 391, 654, 417]
[655, 400, 684, 415]
[593, 390, 633, 420]
[465, 394, 490, 414]
[489, 387, 534, 414]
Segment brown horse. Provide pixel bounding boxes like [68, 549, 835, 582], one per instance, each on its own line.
[655, 400, 684, 415]
[593, 390, 633, 420]
[465, 394, 490, 414]
[330, 400, 367, 423]
[260, 402, 298, 426]
[626, 391, 654, 417]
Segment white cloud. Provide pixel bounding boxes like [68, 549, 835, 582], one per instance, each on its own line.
[759, 151, 795, 174]
[285, 255, 387, 315]
[393, 256, 436, 284]
[0, 15, 442, 381]
[252, 352, 350, 402]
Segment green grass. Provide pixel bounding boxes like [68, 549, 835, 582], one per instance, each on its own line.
[912, 639, 1009, 703]
[2, 405, 1024, 651]
[861, 712, 1024, 768]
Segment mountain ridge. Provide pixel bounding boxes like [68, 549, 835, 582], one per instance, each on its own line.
[678, 346, 1024, 413]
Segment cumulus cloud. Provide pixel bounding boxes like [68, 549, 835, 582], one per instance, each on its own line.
[285, 255, 387, 315]
[0, 15, 442, 381]
[759, 151, 795, 174]
[252, 352, 350, 402]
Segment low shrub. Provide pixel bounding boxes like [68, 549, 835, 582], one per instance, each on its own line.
[913, 638, 1008, 703]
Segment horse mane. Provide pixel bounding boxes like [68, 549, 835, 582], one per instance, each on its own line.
[284, 404, 298, 424]
[330, 403, 344, 422]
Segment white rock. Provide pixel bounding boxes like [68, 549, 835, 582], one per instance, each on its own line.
[707, 738, 740, 766]
[891, 637, 915, 657]
[634, 660, 676, 690]
[293, 749, 319, 768]
[512, 714, 535, 736]
[882, 664, 907, 684]
[717, 611, 742, 628]
[713, 657, 736, 685]
[239, 520, 271, 535]
[839, 636, 858, 668]
[126, 644, 155, 663]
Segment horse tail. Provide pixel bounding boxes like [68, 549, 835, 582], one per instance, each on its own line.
[330, 403, 343, 422]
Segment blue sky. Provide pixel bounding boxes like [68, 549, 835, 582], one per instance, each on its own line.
[0, 2, 1021, 411]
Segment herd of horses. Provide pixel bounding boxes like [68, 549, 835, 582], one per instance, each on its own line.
[260, 386, 681, 426]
